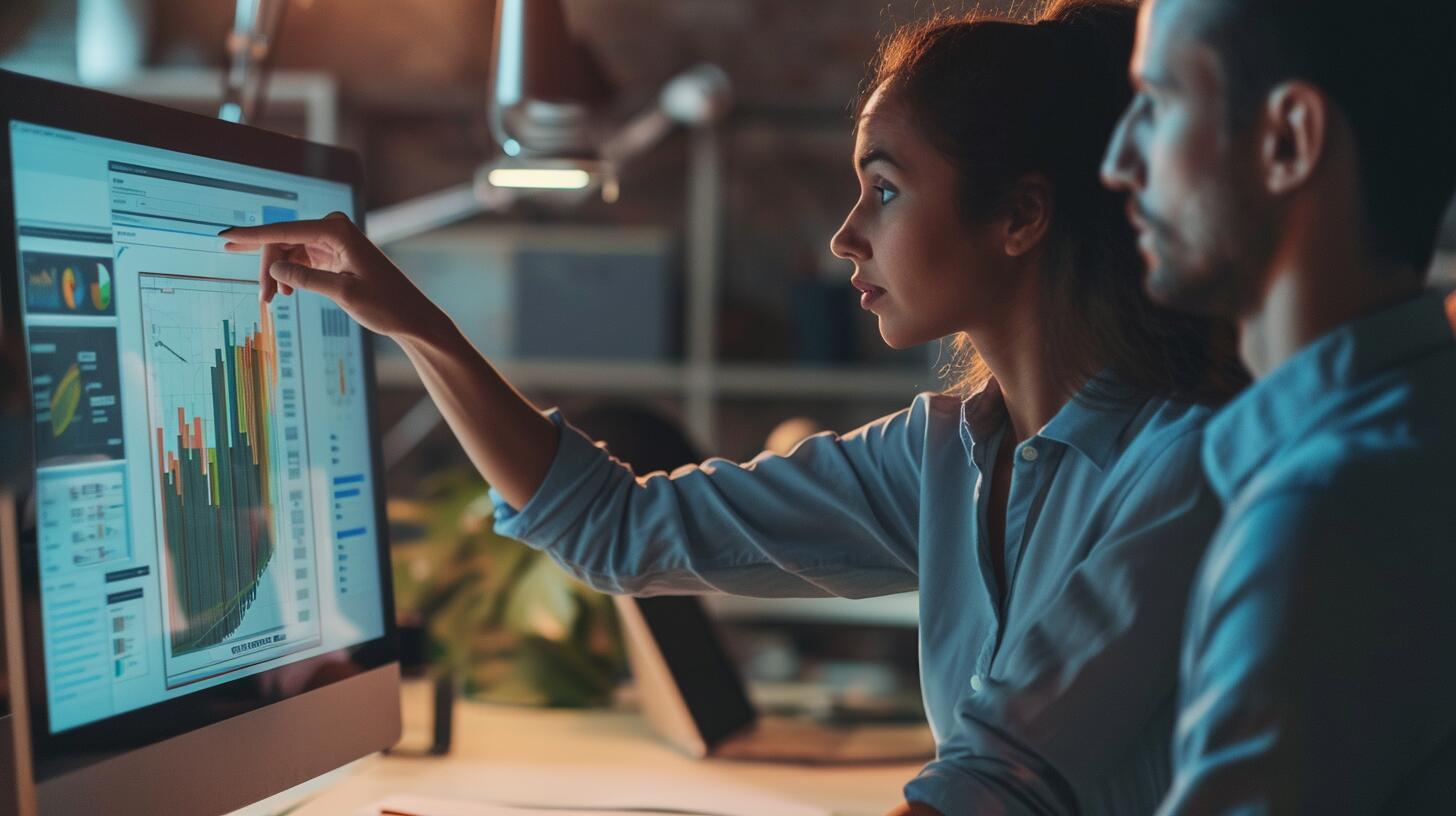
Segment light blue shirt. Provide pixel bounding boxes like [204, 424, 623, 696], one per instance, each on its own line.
[1160, 293, 1456, 814]
[494, 379, 1223, 815]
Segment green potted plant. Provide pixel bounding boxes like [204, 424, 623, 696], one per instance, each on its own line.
[389, 468, 624, 708]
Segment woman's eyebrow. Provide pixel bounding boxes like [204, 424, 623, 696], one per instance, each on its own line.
[857, 147, 902, 171]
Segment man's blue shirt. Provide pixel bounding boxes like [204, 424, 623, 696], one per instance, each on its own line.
[1161, 293, 1456, 814]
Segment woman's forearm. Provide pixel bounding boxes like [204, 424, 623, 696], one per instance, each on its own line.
[394, 317, 558, 511]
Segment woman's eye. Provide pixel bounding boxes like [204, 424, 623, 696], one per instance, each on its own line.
[874, 185, 898, 205]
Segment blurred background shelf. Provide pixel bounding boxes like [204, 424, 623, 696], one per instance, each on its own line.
[374, 356, 936, 400]
[715, 363, 937, 398]
[704, 593, 919, 627]
[376, 357, 688, 395]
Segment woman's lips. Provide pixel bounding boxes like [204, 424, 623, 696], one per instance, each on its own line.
[851, 279, 886, 310]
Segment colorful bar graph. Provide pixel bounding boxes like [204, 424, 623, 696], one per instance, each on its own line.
[156, 304, 279, 655]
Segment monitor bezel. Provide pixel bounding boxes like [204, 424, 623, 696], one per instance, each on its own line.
[0, 69, 398, 782]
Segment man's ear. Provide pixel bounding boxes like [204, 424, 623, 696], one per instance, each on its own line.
[1004, 173, 1053, 257]
[1260, 81, 1328, 196]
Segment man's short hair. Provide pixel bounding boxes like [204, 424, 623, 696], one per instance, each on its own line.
[1192, 0, 1456, 273]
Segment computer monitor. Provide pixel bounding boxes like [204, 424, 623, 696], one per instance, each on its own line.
[0, 69, 399, 815]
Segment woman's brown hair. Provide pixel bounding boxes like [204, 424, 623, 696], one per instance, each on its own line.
[864, 0, 1248, 405]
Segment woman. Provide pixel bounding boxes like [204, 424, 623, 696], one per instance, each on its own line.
[223, 2, 1245, 813]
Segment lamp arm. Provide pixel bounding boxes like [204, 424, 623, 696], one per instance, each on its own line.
[220, 0, 289, 124]
[365, 180, 517, 247]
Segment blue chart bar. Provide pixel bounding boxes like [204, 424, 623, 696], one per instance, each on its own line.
[330, 472, 369, 596]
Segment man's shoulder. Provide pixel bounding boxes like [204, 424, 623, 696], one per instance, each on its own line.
[1242, 406, 1452, 512]
[1251, 342, 1455, 493]
[1218, 427, 1455, 569]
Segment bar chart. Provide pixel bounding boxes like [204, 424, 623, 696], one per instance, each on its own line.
[138, 273, 320, 677]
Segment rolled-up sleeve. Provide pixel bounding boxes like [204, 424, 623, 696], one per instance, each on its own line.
[1157, 489, 1456, 815]
[489, 396, 933, 598]
[906, 426, 1220, 815]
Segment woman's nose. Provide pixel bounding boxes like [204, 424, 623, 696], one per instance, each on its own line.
[830, 209, 870, 262]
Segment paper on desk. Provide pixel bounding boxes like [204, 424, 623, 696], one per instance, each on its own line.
[364, 795, 646, 816]
[359, 766, 831, 816]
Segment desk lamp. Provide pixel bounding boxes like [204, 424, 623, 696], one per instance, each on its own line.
[368, 0, 732, 245]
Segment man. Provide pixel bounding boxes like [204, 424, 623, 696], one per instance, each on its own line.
[1102, 0, 1456, 812]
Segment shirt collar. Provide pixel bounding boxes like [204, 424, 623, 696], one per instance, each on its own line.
[1203, 292, 1455, 502]
[960, 378, 1008, 450]
[958, 371, 1145, 471]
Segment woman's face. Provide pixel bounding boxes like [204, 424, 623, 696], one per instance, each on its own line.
[830, 86, 1009, 349]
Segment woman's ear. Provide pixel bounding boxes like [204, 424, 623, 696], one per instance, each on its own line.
[1003, 173, 1053, 257]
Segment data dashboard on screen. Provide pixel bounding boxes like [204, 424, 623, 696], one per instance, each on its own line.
[8, 121, 385, 734]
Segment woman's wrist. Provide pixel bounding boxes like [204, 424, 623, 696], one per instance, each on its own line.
[392, 307, 465, 358]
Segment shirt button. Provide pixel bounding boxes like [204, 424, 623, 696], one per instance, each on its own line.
[1020, 446, 1039, 463]
[969, 674, 984, 692]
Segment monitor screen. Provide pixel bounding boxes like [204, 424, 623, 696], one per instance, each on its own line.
[7, 120, 386, 736]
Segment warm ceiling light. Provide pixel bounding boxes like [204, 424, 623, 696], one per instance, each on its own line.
[485, 167, 592, 190]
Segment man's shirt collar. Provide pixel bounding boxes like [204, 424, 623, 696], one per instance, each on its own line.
[1203, 292, 1454, 502]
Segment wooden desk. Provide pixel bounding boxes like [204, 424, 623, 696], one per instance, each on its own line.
[284, 682, 922, 816]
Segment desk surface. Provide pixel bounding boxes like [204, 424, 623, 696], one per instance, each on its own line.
[286, 681, 921, 816]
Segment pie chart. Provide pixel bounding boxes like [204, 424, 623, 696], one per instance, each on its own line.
[90, 264, 111, 311]
[61, 267, 79, 311]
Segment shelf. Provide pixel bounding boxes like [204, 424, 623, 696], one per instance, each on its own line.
[373, 354, 941, 400]
[374, 355, 687, 395]
[715, 364, 940, 398]
[703, 592, 919, 628]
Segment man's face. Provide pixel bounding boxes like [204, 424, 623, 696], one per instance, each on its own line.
[1101, 0, 1274, 318]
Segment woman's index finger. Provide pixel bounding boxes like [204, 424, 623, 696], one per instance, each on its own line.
[218, 217, 343, 247]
